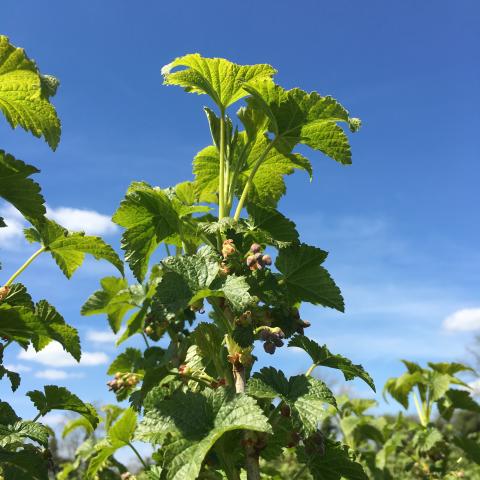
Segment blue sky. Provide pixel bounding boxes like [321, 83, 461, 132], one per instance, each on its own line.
[1, 0, 479, 433]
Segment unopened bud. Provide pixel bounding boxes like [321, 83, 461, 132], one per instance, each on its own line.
[250, 243, 261, 254]
[0, 286, 10, 302]
[263, 341, 276, 355]
[262, 254, 272, 266]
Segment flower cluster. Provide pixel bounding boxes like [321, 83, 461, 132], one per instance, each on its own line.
[144, 314, 168, 341]
[246, 243, 272, 271]
[107, 372, 139, 393]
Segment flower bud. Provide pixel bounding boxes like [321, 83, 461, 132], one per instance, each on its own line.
[144, 325, 154, 336]
[0, 286, 10, 302]
[263, 341, 276, 354]
[250, 243, 261, 254]
[262, 254, 272, 266]
[246, 255, 256, 267]
[222, 239, 236, 258]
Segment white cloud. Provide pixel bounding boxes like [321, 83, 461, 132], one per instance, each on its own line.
[18, 342, 109, 367]
[4, 363, 32, 373]
[0, 204, 27, 246]
[443, 308, 480, 332]
[86, 328, 124, 343]
[46, 206, 117, 236]
[35, 369, 85, 380]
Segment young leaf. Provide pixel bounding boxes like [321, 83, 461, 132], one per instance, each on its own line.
[107, 348, 143, 375]
[26, 385, 98, 429]
[136, 388, 271, 480]
[288, 335, 375, 391]
[24, 218, 123, 278]
[245, 80, 359, 162]
[0, 365, 21, 392]
[113, 182, 180, 281]
[276, 243, 344, 311]
[81, 276, 134, 332]
[0, 151, 46, 223]
[248, 367, 336, 435]
[161, 54, 276, 111]
[0, 35, 61, 149]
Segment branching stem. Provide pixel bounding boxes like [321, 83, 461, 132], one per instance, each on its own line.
[128, 442, 148, 469]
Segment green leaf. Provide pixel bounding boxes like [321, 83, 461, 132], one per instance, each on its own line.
[108, 407, 137, 444]
[27, 386, 98, 429]
[297, 440, 368, 480]
[248, 367, 336, 435]
[383, 372, 424, 409]
[107, 348, 143, 375]
[161, 53, 276, 110]
[438, 389, 480, 420]
[81, 276, 134, 332]
[412, 427, 442, 453]
[0, 421, 50, 448]
[454, 436, 480, 464]
[245, 80, 359, 163]
[0, 150, 46, 222]
[0, 35, 61, 149]
[62, 416, 95, 438]
[0, 365, 20, 391]
[33, 300, 81, 361]
[0, 304, 49, 347]
[3, 282, 34, 309]
[25, 219, 123, 278]
[0, 446, 50, 480]
[276, 243, 344, 311]
[137, 388, 271, 480]
[113, 182, 180, 281]
[246, 204, 299, 245]
[288, 335, 375, 391]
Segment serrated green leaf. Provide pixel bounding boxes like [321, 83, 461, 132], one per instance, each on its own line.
[162, 53, 276, 110]
[0, 304, 49, 347]
[108, 407, 137, 444]
[0, 365, 20, 391]
[0, 150, 46, 223]
[27, 385, 98, 429]
[113, 182, 180, 281]
[3, 282, 34, 309]
[0, 35, 61, 149]
[33, 300, 81, 360]
[383, 372, 424, 409]
[413, 427, 442, 453]
[107, 348, 143, 375]
[0, 402, 19, 425]
[297, 440, 368, 480]
[246, 204, 299, 245]
[62, 415, 95, 438]
[288, 335, 375, 391]
[454, 435, 480, 465]
[0, 421, 50, 448]
[245, 80, 358, 163]
[81, 276, 134, 332]
[25, 219, 123, 278]
[137, 388, 271, 480]
[276, 243, 344, 311]
[248, 367, 336, 435]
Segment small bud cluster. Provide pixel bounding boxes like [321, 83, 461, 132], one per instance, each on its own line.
[144, 315, 168, 341]
[107, 371, 139, 393]
[246, 243, 272, 271]
[0, 286, 10, 302]
[259, 327, 285, 354]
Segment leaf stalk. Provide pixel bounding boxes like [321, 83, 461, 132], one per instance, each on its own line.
[4, 246, 47, 287]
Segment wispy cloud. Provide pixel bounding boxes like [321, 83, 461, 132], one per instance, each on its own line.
[4, 363, 32, 373]
[46, 206, 118, 236]
[0, 202, 117, 251]
[86, 329, 120, 344]
[18, 342, 109, 367]
[35, 369, 85, 380]
[443, 308, 480, 332]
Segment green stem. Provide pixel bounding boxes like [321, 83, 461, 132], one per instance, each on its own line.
[32, 412, 42, 423]
[128, 442, 148, 469]
[305, 363, 317, 377]
[413, 392, 427, 427]
[218, 111, 226, 220]
[141, 333, 150, 349]
[165, 244, 172, 257]
[233, 141, 275, 221]
[4, 246, 46, 287]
